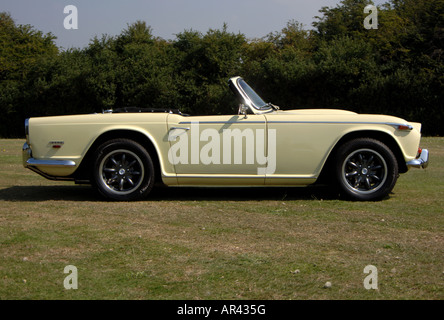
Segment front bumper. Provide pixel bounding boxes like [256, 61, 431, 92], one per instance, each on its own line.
[406, 148, 429, 169]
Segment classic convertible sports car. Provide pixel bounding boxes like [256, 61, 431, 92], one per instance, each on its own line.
[23, 76, 429, 201]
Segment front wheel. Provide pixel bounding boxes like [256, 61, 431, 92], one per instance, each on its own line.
[334, 138, 398, 201]
[92, 139, 155, 201]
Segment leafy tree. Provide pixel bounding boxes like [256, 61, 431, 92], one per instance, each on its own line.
[0, 12, 58, 137]
[313, 0, 375, 40]
[172, 24, 246, 115]
[310, 0, 444, 134]
[0, 12, 58, 81]
[113, 22, 175, 109]
[0, 2, 443, 137]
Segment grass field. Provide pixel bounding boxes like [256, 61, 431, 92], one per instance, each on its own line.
[0, 138, 443, 300]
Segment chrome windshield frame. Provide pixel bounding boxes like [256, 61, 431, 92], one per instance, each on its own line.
[229, 77, 274, 114]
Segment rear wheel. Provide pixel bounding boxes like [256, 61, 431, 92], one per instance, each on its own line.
[92, 139, 155, 201]
[334, 138, 398, 201]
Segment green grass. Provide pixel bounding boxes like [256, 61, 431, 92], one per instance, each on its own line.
[0, 138, 443, 300]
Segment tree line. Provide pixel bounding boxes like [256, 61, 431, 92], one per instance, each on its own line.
[1, 0, 443, 137]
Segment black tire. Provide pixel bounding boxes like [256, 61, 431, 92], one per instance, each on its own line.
[334, 138, 398, 201]
[92, 139, 155, 201]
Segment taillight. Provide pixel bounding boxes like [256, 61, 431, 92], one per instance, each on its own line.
[397, 124, 413, 131]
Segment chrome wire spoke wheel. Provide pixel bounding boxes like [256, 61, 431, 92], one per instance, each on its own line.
[99, 149, 145, 195]
[341, 148, 388, 195]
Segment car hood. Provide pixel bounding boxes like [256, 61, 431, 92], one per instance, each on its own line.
[275, 109, 358, 115]
[266, 108, 421, 131]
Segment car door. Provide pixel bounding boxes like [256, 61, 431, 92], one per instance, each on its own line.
[167, 114, 268, 185]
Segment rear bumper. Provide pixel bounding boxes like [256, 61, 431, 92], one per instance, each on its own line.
[22, 142, 76, 168]
[22, 142, 76, 181]
[406, 148, 429, 169]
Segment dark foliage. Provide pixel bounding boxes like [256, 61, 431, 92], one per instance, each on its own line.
[1, 0, 443, 137]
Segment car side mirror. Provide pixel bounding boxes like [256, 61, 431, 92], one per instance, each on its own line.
[238, 104, 248, 119]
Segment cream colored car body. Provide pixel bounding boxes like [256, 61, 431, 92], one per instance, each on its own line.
[23, 76, 428, 200]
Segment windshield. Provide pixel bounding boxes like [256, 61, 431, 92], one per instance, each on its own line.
[238, 79, 270, 110]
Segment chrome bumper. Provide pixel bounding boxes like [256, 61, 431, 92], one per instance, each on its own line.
[22, 143, 76, 168]
[406, 149, 429, 169]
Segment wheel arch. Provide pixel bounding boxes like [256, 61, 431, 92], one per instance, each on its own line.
[73, 129, 163, 184]
[317, 130, 407, 184]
